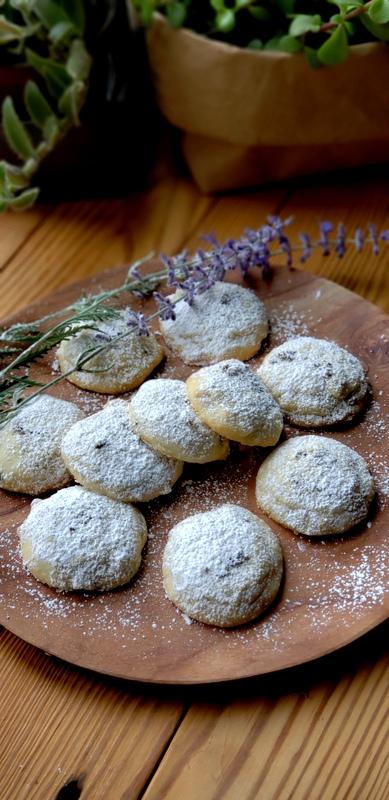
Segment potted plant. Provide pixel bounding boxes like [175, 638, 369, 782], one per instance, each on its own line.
[132, 1, 389, 191]
[0, 0, 158, 211]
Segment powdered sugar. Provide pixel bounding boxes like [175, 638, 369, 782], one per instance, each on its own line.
[19, 485, 147, 592]
[160, 282, 268, 365]
[129, 378, 229, 463]
[57, 310, 163, 393]
[163, 504, 283, 627]
[256, 436, 375, 536]
[187, 359, 283, 446]
[258, 336, 368, 426]
[0, 394, 84, 495]
[61, 399, 183, 503]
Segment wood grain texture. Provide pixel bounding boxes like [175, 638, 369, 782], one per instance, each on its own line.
[1, 264, 388, 684]
[0, 165, 388, 800]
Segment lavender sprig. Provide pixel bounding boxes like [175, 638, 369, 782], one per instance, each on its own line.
[1, 218, 389, 426]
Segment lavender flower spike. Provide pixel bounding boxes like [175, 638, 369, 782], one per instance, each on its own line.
[299, 232, 312, 263]
[335, 223, 346, 258]
[153, 292, 176, 321]
[127, 310, 149, 336]
[368, 224, 379, 255]
[319, 221, 333, 256]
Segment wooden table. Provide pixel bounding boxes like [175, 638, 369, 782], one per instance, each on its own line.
[0, 163, 388, 800]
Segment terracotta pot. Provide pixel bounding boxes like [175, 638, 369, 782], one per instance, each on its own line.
[146, 14, 389, 191]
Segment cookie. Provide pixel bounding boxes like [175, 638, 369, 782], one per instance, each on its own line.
[257, 336, 368, 427]
[129, 378, 229, 463]
[19, 485, 147, 592]
[0, 394, 84, 495]
[186, 359, 283, 446]
[255, 435, 375, 537]
[61, 399, 183, 503]
[163, 504, 283, 627]
[57, 310, 163, 394]
[159, 281, 268, 365]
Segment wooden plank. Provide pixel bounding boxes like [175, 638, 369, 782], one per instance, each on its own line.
[0, 207, 46, 271]
[0, 629, 186, 800]
[279, 176, 389, 310]
[0, 174, 215, 318]
[142, 642, 388, 800]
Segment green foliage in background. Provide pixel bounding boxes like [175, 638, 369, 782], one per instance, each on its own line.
[0, 0, 92, 211]
[133, 0, 389, 64]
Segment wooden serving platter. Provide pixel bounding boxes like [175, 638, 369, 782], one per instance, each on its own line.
[0, 263, 388, 684]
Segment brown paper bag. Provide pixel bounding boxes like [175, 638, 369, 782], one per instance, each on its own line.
[146, 14, 389, 191]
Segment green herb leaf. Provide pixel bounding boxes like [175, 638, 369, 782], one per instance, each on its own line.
[25, 49, 72, 98]
[7, 187, 40, 211]
[289, 14, 322, 37]
[2, 97, 36, 161]
[248, 6, 270, 21]
[215, 9, 236, 32]
[166, 1, 187, 27]
[361, 12, 389, 38]
[317, 24, 349, 65]
[24, 80, 54, 129]
[265, 34, 303, 53]
[66, 38, 92, 81]
[246, 38, 263, 49]
[368, 0, 389, 24]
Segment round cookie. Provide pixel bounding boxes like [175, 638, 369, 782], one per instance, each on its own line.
[163, 504, 283, 627]
[61, 399, 183, 503]
[255, 435, 375, 537]
[19, 485, 147, 592]
[186, 359, 283, 446]
[57, 310, 163, 394]
[129, 379, 229, 463]
[0, 394, 84, 495]
[159, 281, 268, 365]
[257, 336, 368, 427]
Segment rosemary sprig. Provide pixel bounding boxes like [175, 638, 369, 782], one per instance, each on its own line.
[1, 218, 388, 429]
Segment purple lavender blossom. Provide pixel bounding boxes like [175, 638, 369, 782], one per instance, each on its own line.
[127, 310, 149, 336]
[368, 224, 379, 255]
[354, 228, 364, 253]
[381, 230, 389, 241]
[299, 233, 312, 263]
[319, 221, 333, 256]
[335, 223, 346, 258]
[153, 292, 176, 321]
[268, 216, 293, 267]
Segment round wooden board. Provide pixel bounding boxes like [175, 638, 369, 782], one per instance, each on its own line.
[0, 263, 388, 684]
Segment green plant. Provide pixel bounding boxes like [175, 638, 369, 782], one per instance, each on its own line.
[133, 0, 389, 65]
[0, 0, 92, 211]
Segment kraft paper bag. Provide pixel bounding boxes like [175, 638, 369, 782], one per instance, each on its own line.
[146, 14, 389, 191]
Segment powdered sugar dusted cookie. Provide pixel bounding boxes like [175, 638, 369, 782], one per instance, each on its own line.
[186, 360, 283, 446]
[256, 435, 375, 537]
[0, 394, 84, 495]
[19, 485, 147, 592]
[163, 504, 283, 627]
[159, 281, 268, 365]
[129, 378, 229, 463]
[257, 337, 368, 427]
[61, 399, 183, 503]
[57, 310, 163, 394]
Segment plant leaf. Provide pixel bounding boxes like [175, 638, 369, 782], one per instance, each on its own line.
[166, 2, 187, 27]
[24, 80, 54, 128]
[289, 14, 322, 36]
[2, 97, 36, 161]
[368, 0, 389, 23]
[317, 24, 349, 65]
[66, 38, 91, 81]
[7, 187, 40, 211]
[25, 48, 72, 98]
